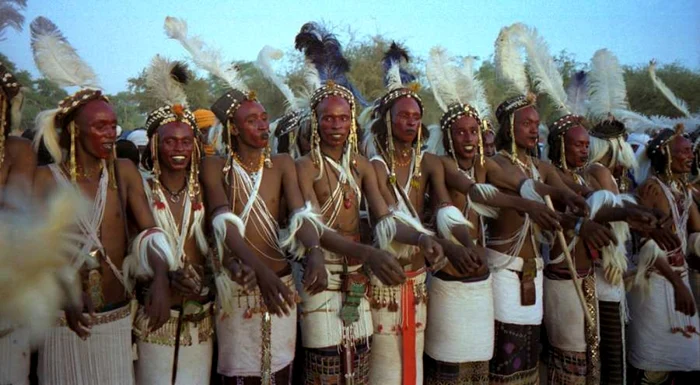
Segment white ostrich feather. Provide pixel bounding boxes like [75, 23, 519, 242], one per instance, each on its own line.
[587, 49, 628, 120]
[426, 46, 461, 111]
[256, 46, 298, 111]
[648, 60, 691, 118]
[385, 60, 403, 92]
[164, 16, 248, 92]
[30, 16, 100, 89]
[494, 25, 529, 95]
[145, 55, 188, 107]
[510, 23, 568, 113]
[459, 56, 491, 120]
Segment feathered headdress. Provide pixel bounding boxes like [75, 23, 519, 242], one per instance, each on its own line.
[140, 55, 207, 265]
[30, 16, 110, 183]
[635, 124, 685, 183]
[0, 61, 24, 168]
[426, 46, 486, 166]
[493, 23, 538, 162]
[363, 41, 424, 189]
[586, 49, 639, 172]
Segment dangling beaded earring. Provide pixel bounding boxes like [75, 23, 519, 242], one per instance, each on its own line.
[264, 142, 272, 168]
[446, 124, 458, 166]
[70, 122, 77, 183]
[385, 112, 397, 185]
[509, 112, 517, 164]
[151, 133, 161, 190]
[109, 145, 117, 189]
[411, 118, 422, 188]
[478, 118, 486, 167]
[560, 134, 568, 171]
[310, 111, 321, 167]
[0, 95, 6, 168]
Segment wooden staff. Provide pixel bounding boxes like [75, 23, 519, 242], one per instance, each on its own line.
[544, 195, 594, 326]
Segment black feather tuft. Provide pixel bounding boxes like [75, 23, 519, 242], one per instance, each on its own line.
[382, 41, 417, 86]
[170, 61, 189, 85]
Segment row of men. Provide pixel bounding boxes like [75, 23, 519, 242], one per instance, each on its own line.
[1, 17, 699, 385]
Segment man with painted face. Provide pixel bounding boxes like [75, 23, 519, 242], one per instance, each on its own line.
[483, 93, 617, 385]
[482, 124, 496, 158]
[132, 58, 256, 385]
[30, 17, 174, 385]
[629, 127, 700, 383]
[544, 114, 670, 384]
[167, 16, 331, 383]
[291, 25, 442, 385]
[424, 48, 566, 385]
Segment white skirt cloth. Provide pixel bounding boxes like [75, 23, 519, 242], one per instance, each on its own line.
[300, 264, 372, 349]
[216, 273, 297, 377]
[0, 320, 30, 385]
[38, 302, 135, 385]
[134, 302, 214, 385]
[424, 274, 494, 363]
[543, 276, 587, 353]
[627, 269, 700, 371]
[486, 248, 543, 325]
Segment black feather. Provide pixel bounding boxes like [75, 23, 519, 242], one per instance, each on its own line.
[170, 61, 189, 85]
[382, 41, 416, 86]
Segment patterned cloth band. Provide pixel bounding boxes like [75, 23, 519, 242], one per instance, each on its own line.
[589, 118, 626, 140]
[210, 88, 257, 125]
[440, 102, 482, 131]
[311, 80, 355, 110]
[378, 86, 423, 117]
[495, 94, 536, 123]
[145, 104, 198, 133]
[55, 89, 109, 128]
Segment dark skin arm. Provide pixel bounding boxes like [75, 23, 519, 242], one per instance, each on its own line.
[119, 159, 172, 331]
[200, 156, 294, 317]
[369, 159, 444, 262]
[637, 179, 696, 316]
[277, 154, 327, 295]
[295, 156, 406, 285]
[442, 158, 560, 232]
[2, 137, 37, 203]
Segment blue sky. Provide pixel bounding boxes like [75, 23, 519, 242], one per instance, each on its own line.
[2, 0, 698, 94]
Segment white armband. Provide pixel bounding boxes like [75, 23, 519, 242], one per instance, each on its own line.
[123, 228, 175, 292]
[375, 209, 433, 259]
[467, 183, 500, 218]
[436, 204, 472, 243]
[210, 211, 246, 315]
[279, 201, 329, 262]
[519, 179, 544, 203]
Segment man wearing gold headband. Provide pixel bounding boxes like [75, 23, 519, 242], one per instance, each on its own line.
[424, 47, 565, 385]
[165, 16, 331, 384]
[30, 17, 175, 385]
[291, 24, 442, 385]
[629, 126, 700, 384]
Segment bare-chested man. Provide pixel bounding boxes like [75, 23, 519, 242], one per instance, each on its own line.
[167, 16, 333, 383]
[30, 16, 173, 385]
[629, 128, 700, 384]
[0, 59, 38, 385]
[131, 58, 255, 385]
[484, 93, 616, 385]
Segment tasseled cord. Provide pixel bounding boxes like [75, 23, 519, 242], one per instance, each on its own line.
[436, 205, 473, 244]
[123, 228, 177, 292]
[374, 208, 434, 259]
[211, 211, 245, 315]
[279, 201, 329, 262]
[467, 183, 500, 218]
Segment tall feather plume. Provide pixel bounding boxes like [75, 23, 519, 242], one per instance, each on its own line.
[648, 60, 691, 118]
[145, 56, 189, 107]
[426, 46, 461, 111]
[256, 46, 298, 111]
[30, 16, 100, 89]
[494, 25, 529, 95]
[294, 22, 350, 84]
[0, 0, 26, 40]
[510, 23, 569, 113]
[458, 56, 490, 119]
[164, 16, 248, 93]
[566, 71, 588, 116]
[587, 49, 628, 120]
[383, 42, 415, 91]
